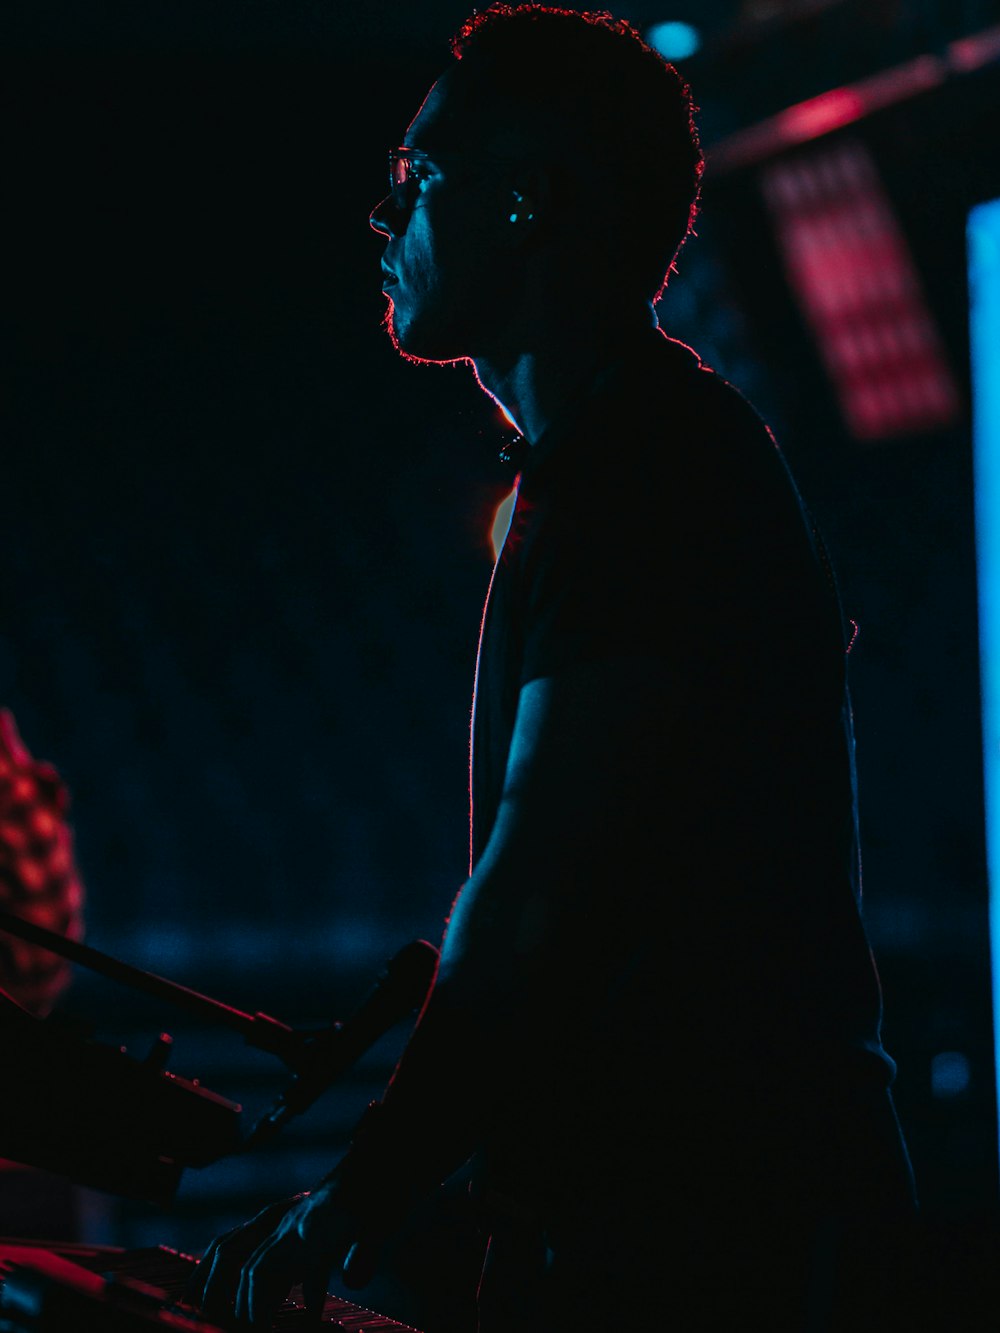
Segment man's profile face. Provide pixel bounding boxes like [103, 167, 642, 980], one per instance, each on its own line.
[370, 69, 514, 363]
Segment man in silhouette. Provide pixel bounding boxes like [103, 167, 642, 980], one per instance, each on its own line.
[192, 7, 917, 1330]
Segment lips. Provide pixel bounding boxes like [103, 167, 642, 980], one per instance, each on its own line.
[381, 262, 399, 290]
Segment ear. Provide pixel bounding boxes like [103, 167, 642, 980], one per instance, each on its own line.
[502, 165, 554, 236]
[508, 189, 535, 225]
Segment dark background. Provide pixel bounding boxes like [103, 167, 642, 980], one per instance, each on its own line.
[2, 0, 1000, 1309]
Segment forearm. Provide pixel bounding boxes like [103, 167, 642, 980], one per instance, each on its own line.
[332, 856, 554, 1210]
[332, 663, 665, 1205]
[342, 914, 511, 1180]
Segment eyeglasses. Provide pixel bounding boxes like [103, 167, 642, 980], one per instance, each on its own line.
[388, 147, 437, 195]
[387, 145, 511, 197]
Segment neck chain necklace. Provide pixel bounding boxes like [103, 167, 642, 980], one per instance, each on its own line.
[498, 433, 527, 467]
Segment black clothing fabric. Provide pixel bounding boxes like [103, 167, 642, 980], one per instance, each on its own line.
[468, 330, 916, 1330]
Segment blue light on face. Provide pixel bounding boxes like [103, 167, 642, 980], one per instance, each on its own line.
[968, 195, 1000, 1172]
[645, 21, 701, 61]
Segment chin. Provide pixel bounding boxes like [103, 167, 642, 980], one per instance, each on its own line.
[384, 300, 471, 367]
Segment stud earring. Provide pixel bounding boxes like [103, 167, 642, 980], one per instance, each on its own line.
[509, 191, 534, 224]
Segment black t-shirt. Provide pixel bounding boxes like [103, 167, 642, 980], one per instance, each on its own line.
[469, 332, 913, 1228]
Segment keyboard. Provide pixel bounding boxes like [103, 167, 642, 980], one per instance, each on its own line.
[0, 1237, 422, 1331]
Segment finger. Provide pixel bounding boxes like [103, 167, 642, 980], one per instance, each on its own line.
[190, 1225, 258, 1318]
[0, 710, 30, 766]
[237, 1232, 299, 1329]
[302, 1269, 330, 1325]
[342, 1239, 379, 1290]
[188, 1199, 301, 1316]
[183, 1236, 225, 1307]
[188, 1238, 237, 1318]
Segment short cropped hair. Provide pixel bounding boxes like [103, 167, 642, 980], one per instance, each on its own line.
[450, 4, 704, 300]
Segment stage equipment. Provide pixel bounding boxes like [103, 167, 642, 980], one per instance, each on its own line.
[0, 908, 437, 1205]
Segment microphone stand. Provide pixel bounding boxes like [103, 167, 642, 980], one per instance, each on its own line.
[0, 908, 437, 1069]
[0, 908, 439, 1154]
[0, 906, 304, 1066]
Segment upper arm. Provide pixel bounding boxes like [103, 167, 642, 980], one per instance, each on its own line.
[440, 656, 669, 992]
[498, 658, 668, 838]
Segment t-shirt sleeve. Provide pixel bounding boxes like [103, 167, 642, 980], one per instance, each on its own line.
[517, 462, 673, 686]
[515, 375, 826, 691]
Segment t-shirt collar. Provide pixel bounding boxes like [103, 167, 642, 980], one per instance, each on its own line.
[498, 327, 668, 476]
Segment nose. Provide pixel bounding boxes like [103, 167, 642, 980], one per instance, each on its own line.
[369, 193, 403, 238]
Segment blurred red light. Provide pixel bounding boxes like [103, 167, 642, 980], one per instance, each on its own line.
[761, 142, 961, 441]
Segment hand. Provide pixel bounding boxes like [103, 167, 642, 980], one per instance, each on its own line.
[188, 1184, 381, 1328]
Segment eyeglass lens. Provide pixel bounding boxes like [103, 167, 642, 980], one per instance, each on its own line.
[389, 152, 412, 192]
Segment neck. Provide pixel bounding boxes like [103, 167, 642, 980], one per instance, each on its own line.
[471, 303, 658, 445]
